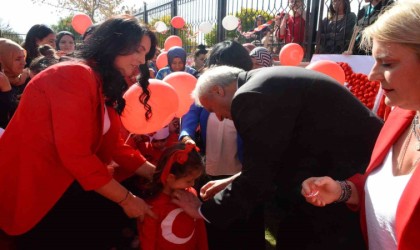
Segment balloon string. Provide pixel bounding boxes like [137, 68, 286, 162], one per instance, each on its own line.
[124, 133, 133, 144]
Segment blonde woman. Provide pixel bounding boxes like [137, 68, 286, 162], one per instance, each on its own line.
[302, 1, 420, 249]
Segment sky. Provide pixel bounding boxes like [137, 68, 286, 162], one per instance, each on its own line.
[0, 0, 153, 34]
[2, 0, 364, 35]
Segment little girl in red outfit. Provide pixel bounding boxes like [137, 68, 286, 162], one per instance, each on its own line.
[138, 143, 208, 250]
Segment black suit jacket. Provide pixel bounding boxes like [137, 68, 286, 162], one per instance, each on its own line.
[201, 66, 383, 249]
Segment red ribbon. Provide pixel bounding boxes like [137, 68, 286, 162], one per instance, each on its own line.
[160, 144, 200, 184]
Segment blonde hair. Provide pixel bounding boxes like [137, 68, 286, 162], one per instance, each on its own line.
[360, 0, 420, 56]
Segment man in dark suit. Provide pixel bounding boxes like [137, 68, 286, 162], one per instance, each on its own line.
[173, 65, 383, 249]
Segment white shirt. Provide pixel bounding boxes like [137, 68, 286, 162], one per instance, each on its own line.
[365, 147, 412, 250]
[205, 113, 242, 176]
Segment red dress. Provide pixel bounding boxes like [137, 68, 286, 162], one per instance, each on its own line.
[138, 187, 208, 250]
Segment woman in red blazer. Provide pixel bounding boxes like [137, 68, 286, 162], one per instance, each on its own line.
[302, 1, 420, 249]
[0, 16, 158, 249]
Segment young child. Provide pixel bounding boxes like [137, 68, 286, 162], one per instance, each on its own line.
[138, 143, 208, 250]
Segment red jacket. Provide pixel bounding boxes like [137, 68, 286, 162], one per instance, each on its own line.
[0, 62, 146, 235]
[350, 107, 420, 250]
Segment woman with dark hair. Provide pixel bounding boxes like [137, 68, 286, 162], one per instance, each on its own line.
[56, 31, 76, 56]
[22, 24, 56, 67]
[318, 0, 356, 54]
[0, 15, 158, 249]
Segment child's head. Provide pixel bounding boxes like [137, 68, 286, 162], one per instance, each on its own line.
[167, 46, 187, 72]
[28, 44, 60, 77]
[146, 143, 204, 197]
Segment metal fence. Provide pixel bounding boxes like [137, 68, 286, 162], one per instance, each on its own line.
[134, 0, 370, 61]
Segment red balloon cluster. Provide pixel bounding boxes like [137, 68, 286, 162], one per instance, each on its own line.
[338, 62, 380, 110]
[163, 72, 197, 117]
[121, 79, 179, 134]
[121, 74, 198, 134]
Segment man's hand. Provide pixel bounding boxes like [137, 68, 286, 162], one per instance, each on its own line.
[172, 190, 203, 219]
[200, 178, 230, 201]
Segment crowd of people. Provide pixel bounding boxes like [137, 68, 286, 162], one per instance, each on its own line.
[0, 0, 419, 250]
[248, 0, 393, 56]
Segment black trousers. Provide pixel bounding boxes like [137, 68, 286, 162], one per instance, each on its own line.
[16, 182, 133, 250]
[197, 174, 266, 250]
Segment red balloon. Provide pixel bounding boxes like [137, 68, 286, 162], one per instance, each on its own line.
[163, 72, 197, 117]
[156, 51, 168, 70]
[306, 60, 346, 84]
[71, 13, 93, 35]
[121, 79, 179, 134]
[164, 35, 182, 51]
[171, 16, 185, 29]
[279, 43, 304, 66]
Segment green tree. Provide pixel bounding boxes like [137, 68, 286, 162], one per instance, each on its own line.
[31, 0, 138, 23]
[0, 19, 23, 44]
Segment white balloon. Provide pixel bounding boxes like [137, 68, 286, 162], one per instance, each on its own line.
[198, 22, 213, 34]
[154, 21, 168, 33]
[222, 15, 239, 31]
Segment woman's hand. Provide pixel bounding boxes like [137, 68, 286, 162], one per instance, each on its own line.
[119, 192, 156, 221]
[301, 176, 342, 207]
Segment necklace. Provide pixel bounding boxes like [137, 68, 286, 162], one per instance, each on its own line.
[398, 125, 413, 171]
[397, 119, 420, 173]
[412, 115, 420, 151]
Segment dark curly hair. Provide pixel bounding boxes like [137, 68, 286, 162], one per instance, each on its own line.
[78, 15, 158, 118]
